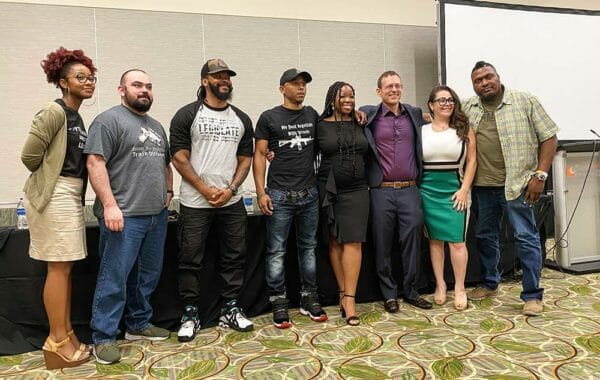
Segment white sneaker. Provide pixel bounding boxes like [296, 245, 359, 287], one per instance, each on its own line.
[177, 305, 201, 342]
[219, 300, 253, 332]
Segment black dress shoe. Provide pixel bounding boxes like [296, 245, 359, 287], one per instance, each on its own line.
[384, 299, 399, 313]
[405, 297, 433, 310]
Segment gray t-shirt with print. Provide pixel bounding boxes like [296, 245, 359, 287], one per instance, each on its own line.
[84, 105, 171, 218]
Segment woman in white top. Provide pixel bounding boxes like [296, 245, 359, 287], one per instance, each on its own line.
[420, 85, 477, 311]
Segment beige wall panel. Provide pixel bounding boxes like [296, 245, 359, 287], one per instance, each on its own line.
[95, 9, 205, 196]
[0, 0, 439, 26]
[414, 31, 439, 108]
[384, 25, 438, 110]
[202, 15, 300, 123]
[202, 15, 300, 191]
[298, 20, 385, 111]
[0, 2, 440, 205]
[94, 8, 204, 128]
[4, 0, 600, 26]
[0, 2, 96, 206]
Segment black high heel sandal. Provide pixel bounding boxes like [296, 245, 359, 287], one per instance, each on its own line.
[339, 290, 345, 318]
[342, 295, 360, 326]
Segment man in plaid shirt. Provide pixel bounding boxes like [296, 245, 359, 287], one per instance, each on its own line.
[463, 61, 558, 316]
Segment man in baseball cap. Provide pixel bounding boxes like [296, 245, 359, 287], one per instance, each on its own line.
[279, 68, 311, 86]
[201, 58, 237, 78]
[253, 68, 328, 329]
[171, 58, 255, 341]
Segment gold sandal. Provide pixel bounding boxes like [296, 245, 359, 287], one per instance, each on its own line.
[68, 329, 92, 353]
[42, 336, 90, 370]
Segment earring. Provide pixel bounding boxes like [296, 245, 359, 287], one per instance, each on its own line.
[82, 95, 97, 107]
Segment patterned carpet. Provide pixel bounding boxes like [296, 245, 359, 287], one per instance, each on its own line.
[1, 268, 600, 379]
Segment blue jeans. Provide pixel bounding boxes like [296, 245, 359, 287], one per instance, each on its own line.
[265, 186, 319, 298]
[472, 187, 543, 301]
[91, 208, 168, 344]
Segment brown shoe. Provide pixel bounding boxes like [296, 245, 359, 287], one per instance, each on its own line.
[384, 299, 399, 313]
[467, 287, 498, 300]
[522, 300, 543, 316]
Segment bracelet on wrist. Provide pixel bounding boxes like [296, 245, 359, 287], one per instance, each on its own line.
[228, 184, 239, 195]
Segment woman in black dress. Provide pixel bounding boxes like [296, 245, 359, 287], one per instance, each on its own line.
[316, 82, 369, 326]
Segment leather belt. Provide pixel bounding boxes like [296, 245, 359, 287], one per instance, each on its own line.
[288, 188, 309, 198]
[380, 180, 417, 189]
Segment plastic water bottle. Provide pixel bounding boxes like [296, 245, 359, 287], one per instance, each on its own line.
[16, 197, 28, 229]
[251, 191, 258, 213]
[243, 190, 254, 214]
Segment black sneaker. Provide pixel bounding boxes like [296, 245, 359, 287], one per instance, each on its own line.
[177, 305, 200, 342]
[300, 293, 328, 322]
[219, 300, 253, 332]
[271, 298, 292, 329]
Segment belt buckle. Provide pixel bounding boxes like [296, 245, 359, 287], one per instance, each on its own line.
[287, 191, 298, 203]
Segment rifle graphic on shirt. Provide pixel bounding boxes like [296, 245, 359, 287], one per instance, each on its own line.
[278, 135, 313, 151]
[138, 127, 162, 146]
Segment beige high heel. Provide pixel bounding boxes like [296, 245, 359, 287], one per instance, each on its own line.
[67, 329, 92, 353]
[42, 336, 90, 370]
[454, 291, 468, 311]
[434, 283, 447, 305]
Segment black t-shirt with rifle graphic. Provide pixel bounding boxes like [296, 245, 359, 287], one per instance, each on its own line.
[254, 105, 318, 191]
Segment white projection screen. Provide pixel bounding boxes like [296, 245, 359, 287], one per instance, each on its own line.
[440, 0, 600, 141]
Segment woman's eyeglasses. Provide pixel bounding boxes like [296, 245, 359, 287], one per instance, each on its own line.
[432, 97, 456, 106]
[67, 73, 97, 84]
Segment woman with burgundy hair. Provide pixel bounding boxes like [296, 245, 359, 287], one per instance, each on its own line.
[21, 47, 96, 369]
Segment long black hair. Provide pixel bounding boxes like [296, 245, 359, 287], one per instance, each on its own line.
[319, 81, 357, 122]
[319, 81, 359, 176]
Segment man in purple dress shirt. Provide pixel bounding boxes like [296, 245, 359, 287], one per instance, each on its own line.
[360, 71, 432, 312]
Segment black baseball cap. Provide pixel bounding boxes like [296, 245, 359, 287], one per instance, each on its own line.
[280, 68, 312, 85]
[201, 58, 237, 78]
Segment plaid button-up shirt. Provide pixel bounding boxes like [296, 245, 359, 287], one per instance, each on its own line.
[463, 88, 559, 201]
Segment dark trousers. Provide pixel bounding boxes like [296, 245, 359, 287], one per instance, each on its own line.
[370, 186, 423, 300]
[177, 200, 247, 306]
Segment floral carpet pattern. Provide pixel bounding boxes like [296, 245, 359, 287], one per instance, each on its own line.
[1, 268, 600, 379]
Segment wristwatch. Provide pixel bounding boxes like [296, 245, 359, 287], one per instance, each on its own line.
[228, 184, 239, 195]
[533, 170, 548, 181]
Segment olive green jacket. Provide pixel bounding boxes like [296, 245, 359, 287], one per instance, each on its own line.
[21, 102, 68, 212]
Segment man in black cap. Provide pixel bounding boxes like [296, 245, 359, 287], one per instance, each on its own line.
[170, 58, 254, 341]
[252, 68, 328, 328]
